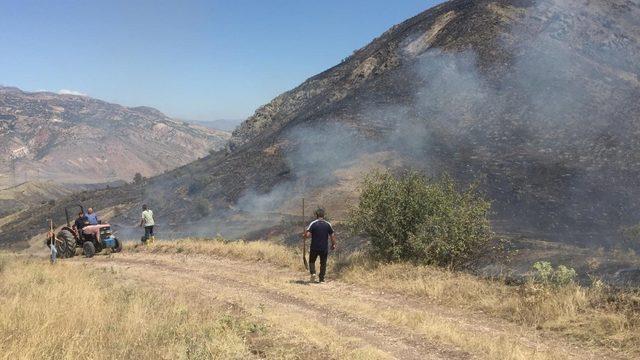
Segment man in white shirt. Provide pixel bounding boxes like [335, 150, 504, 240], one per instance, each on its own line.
[139, 204, 155, 244]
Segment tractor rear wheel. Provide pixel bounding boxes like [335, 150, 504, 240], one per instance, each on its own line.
[114, 238, 123, 253]
[83, 242, 96, 258]
[56, 230, 76, 258]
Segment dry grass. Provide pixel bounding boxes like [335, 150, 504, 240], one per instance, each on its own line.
[0, 252, 280, 360]
[135, 238, 640, 357]
[8, 238, 640, 358]
[126, 237, 303, 270]
[340, 260, 640, 354]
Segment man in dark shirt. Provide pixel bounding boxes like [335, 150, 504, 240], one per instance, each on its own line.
[304, 208, 336, 283]
[73, 211, 88, 238]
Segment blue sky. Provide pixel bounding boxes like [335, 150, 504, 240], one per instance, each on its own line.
[0, 0, 443, 120]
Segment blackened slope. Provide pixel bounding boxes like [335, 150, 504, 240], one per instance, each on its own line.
[221, 0, 640, 244]
[229, 0, 503, 148]
[218, 0, 640, 243]
[4, 0, 640, 247]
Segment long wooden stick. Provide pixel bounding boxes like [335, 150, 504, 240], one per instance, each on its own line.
[302, 198, 308, 270]
[49, 219, 57, 264]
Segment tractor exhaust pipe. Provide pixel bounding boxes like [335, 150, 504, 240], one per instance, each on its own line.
[64, 207, 70, 227]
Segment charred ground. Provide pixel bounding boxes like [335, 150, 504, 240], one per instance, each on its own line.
[3, 0, 640, 252]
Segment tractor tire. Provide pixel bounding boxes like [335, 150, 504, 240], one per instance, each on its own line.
[113, 238, 123, 253]
[56, 230, 76, 258]
[83, 242, 96, 258]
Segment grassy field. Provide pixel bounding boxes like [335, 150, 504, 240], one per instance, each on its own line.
[341, 260, 640, 352]
[133, 239, 640, 358]
[2, 239, 639, 359]
[0, 252, 298, 360]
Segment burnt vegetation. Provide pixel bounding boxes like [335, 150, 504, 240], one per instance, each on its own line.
[3, 0, 640, 263]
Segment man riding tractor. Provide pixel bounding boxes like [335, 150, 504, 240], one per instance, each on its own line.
[46, 205, 122, 258]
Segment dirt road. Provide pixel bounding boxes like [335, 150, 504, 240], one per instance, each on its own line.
[79, 251, 621, 360]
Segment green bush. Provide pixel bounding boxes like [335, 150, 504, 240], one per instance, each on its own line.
[532, 261, 577, 286]
[554, 265, 578, 286]
[532, 261, 554, 283]
[347, 170, 492, 268]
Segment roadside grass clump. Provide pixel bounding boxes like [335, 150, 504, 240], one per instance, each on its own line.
[0, 252, 261, 359]
[347, 170, 492, 268]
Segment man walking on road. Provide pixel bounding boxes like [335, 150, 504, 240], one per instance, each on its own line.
[304, 208, 336, 283]
[139, 204, 155, 244]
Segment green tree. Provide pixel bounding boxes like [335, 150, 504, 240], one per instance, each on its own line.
[348, 170, 492, 268]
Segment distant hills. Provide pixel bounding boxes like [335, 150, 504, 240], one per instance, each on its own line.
[186, 119, 243, 132]
[0, 87, 230, 189]
[0, 180, 123, 219]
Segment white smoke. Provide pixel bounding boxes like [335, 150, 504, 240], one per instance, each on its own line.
[58, 89, 87, 96]
[232, 0, 640, 245]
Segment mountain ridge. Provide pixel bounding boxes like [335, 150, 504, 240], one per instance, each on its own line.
[0, 86, 230, 189]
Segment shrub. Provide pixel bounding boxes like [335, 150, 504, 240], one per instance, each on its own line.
[554, 265, 578, 286]
[532, 261, 554, 283]
[532, 261, 577, 287]
[348, 170, 492, 268]
[408, 177, 492, 268]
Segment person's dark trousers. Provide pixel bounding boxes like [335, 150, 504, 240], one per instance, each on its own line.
[309, 249, 328, 281]
[144, 226, 154, 238]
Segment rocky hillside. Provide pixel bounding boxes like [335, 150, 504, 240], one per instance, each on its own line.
[3, 0, 640, 248]
[0, 87, 230, 188]
[0, 180, 121, 219]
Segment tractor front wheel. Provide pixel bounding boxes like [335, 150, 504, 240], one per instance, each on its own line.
[83, 242, 96, 258]
[56, 230, 76, 258]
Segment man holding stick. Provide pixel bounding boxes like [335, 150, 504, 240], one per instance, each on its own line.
[304, 208, 336, 283]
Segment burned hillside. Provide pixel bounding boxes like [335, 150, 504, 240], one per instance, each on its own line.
[2, 0, 640, 248]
